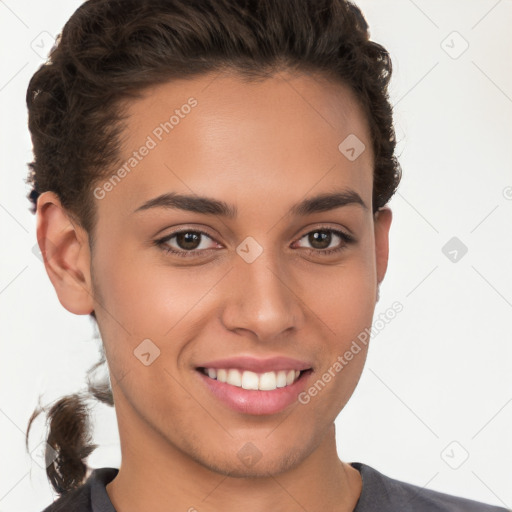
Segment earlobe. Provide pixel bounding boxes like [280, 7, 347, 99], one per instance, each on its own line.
[36, 191, 95, 315]
[374, 207, 392, 287]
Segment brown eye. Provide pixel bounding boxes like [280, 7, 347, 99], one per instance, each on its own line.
[155, 229, 218, 258]
[295, 227, 355, 256]
[306, 230, 333, 250]
[175, 232, 202, 250]
[155, 226, 355, 259]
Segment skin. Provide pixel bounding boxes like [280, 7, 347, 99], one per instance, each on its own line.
[37, 70, 392, 512]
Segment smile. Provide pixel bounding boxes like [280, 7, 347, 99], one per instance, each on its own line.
[199, 367, 303, 390]
[196, 367, 314, 415]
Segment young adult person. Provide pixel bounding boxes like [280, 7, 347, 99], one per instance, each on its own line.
[24, 0, 510, 510]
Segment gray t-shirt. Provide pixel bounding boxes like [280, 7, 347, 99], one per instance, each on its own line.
[42, 463, 511, 511]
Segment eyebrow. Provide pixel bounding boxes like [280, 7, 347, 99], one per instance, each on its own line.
[133, 189, 367, 218]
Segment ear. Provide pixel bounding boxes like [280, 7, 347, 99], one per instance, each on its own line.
[35, 191, 95, 315]
[374, 206, 392, 286]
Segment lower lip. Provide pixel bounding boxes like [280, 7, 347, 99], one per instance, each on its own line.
[196, 369, 313, 415]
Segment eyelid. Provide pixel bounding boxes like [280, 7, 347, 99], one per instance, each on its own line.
[296, 222, 355, 240]
[155, 223, 356, 258]
[157, 223, 353, 243]
[159, 227, 220, 248]
[292, 226, 355, 254]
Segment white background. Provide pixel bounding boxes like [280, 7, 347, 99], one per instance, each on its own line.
[1, 1, 511, 510]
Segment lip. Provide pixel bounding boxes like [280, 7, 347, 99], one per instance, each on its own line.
[196, 355, 313, 373]
[196, 367, 314, 415]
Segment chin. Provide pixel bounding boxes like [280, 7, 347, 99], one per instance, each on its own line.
[210, 458, 301, 479]
[190, 446, 305, 479]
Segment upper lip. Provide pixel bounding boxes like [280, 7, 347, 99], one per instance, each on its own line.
[196, 356, 313, 373]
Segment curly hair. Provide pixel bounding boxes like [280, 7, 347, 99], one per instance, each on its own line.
[25, 0, 401, 496]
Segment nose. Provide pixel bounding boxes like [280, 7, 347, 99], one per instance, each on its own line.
[220, 249, 304, 342]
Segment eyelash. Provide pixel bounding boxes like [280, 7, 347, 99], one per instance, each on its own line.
[154, 226, 355, 259]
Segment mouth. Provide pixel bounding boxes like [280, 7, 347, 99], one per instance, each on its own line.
[195, 366, 314, 415]
[197, 367, 311, 390]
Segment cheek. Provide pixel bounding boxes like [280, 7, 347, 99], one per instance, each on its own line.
[91, 246, 197, 412]
[311, 244, 377, 340]
[298, 259, 375, 419]
[92, 239, 202, 336]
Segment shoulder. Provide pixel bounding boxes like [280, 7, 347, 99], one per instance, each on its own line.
[41, 484, 91, 512]
[351, 462, 510, 512]
[41, 467, 118, 512]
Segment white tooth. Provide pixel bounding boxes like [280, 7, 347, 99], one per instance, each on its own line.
[211, 368, 301, 389]
[259, 371, 277, 391]
[226, 369, 242, 387]
[276, 370, 287, 388]
[241, 370, 259, 390]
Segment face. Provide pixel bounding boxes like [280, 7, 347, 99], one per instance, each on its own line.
[41, 70, 391, 477]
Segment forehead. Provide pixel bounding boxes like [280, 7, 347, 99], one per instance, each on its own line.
[95, 70, 374, 219]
